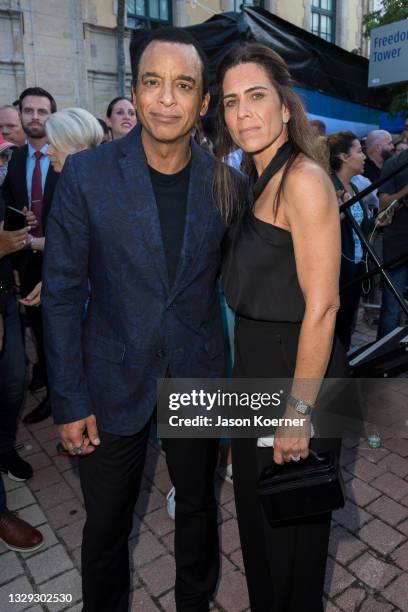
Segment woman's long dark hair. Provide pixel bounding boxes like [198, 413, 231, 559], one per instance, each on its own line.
[106, 97, 132, 118]
[326, 131, 358, 173]
[214, 44, 320, 224]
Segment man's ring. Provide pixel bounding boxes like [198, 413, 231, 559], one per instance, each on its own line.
[290, 455, 301, 462]
[69, 444, 84, 455]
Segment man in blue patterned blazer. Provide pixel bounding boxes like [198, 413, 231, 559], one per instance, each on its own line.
[42, 28, 229, 612]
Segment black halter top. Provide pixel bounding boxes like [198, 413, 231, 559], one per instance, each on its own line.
[222, 143, 305, 323]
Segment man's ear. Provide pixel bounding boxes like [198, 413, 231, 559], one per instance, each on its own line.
[200, 92, 210, 117]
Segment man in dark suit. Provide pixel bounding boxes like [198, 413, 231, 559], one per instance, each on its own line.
[1, 87, 59, 423]
[42, 28, 236, 612]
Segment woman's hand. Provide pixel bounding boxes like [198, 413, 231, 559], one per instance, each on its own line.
[22, 207, 45, 249]
[273, 407, 311, 464]
[30, 236, 45, 251]
[335, 188, 345, 206]
[23, 206, 39, 230]
[19, 281, 42, 307]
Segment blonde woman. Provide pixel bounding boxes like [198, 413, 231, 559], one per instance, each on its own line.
[20, 108, 103, 307]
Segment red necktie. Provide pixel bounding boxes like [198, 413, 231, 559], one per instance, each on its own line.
[31, 150, 44, 237]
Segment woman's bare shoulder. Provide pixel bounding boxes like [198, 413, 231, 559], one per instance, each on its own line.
[286, 154, 333, 195]
[290, 154, 329, 180]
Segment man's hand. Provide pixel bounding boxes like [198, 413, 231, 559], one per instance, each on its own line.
[23, 207, 39, 230]
[379, 184, 408, 209]
[0, 222, 30, 258]
[399, 184, 408, 200]
[19, 281, 42, 307]
[0, 314, 3, 352]
[59, 415, 100, 456]
[377, 206, 396, 227]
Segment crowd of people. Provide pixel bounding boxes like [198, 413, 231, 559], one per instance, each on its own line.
[0, 25, 407, 612]
[0, 91, 137, 554]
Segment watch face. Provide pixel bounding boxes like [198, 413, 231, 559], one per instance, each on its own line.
[288, 395, 311, 414]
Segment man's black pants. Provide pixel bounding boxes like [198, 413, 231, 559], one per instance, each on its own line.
[79, 422, 219, 612]
[26, 305, 48, 386]
[21, 252, 48, 386]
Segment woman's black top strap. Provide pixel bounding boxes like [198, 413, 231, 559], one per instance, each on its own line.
[252, 140, 292, 202]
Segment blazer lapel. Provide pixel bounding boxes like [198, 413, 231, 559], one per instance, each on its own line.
[118, 126, 169, 292]
[168, 140, 213, 302]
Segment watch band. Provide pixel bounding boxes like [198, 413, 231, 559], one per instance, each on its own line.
[287, 394, 314, 416]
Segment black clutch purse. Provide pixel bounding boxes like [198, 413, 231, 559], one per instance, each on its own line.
[257, 449, 345, 524]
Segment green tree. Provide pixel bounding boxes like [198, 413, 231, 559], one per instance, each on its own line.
[363, 0, 408, 114]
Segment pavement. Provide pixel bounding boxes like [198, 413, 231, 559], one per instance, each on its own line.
[1, 312, 408, 612]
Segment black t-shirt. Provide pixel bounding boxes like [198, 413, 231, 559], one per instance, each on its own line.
[378, 149, 408, 263]
[149, 161, 191, 288]
[363, 157, 381, 184]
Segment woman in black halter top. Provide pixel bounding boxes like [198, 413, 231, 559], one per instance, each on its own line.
[215, 45, 348, 612]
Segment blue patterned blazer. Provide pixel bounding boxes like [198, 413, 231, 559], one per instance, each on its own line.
[42, 126, 227, 435]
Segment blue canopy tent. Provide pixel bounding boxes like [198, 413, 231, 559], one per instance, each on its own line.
[296, 87, 381, 137]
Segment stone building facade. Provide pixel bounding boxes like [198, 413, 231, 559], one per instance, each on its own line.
[0, 0, 376, 117]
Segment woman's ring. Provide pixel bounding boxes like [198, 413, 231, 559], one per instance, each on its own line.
[22, 239, 26, 247]
[69, 444, 85, 455]
[290, 455, 301, 462]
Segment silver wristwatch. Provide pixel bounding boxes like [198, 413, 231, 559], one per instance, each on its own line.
[26, 234, 35, 249]
[287, 394, 313, 416]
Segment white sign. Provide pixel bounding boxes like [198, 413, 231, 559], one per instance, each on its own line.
[368, 19, 408, 87]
